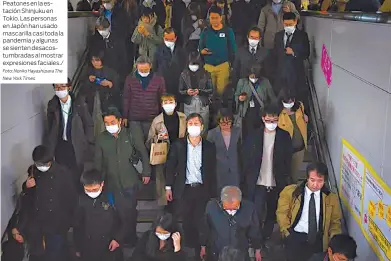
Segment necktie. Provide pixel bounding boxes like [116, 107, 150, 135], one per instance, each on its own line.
[251, 48, 255, 55]
[285, 33, 292, 47]
[308, 192, 317, 244]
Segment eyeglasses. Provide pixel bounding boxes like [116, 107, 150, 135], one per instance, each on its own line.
[219, 121, 232, 126]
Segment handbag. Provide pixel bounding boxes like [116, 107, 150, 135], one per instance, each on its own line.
[149, 140, 168, 165]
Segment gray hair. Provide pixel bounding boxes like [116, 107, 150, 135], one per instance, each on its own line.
[220, 186, 242, 203]
[136, 55, 152, 66]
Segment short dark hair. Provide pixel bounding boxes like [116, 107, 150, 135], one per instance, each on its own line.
[102, 107, 122, 119]
[247, 26, 262, 38]
[278, 87, 297, 102]
[283, 12, 297, 21]
[248, 64, 263, 77]
[186, 113, 204, 125]
[140, 6, 155, 17]
[209, 5, 222, 16]
[96, 16, 110, 29]
[52, 77, 71, 88]
[329, 234, 357, 259]
[216, 0, 225, 4]
[80, 169, 103, 186]
[218, 247, 245, 261]
[262, 102, 281, 117]
[89, 49, 105, 63]
[217, 108, 233, 123]
[32, 145, 53, 164]
[163, 27, 176, 36]
[188, 51, 202, 65]
[306, 162, 328, 179]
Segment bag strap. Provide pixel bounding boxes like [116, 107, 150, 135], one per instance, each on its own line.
[107, 192, 115, 208]
[248, 81, 264, 108]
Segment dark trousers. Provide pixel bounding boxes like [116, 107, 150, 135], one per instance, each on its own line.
[55, 139, 82, 191]
[253, 185, 280, 239]
[43, 233, 69, 261]
[175, 185, 208, 249]
[285, 231, 323, 261]
[122, 186, 139, 246]
[82, 243, 123, 261]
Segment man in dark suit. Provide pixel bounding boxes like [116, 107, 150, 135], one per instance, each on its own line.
[272, 12, 310, 108]
[242, 102, 292, 248]
[165, 112, 217, 257]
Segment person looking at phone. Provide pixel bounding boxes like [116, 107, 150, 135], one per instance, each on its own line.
[234, 64, 276, 138]
[199, 5, 237, 96]
[179, 52, 214, 131]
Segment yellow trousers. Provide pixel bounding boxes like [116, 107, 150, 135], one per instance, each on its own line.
[204, 62, 230, 95]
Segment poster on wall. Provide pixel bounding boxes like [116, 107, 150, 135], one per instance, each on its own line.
[321, 44, 332, 87]
[340, 139, 391, 261]
[340, 139, 365, 222]
[362, 165, 391, 261]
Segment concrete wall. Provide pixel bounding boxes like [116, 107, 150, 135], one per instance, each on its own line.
[0, 16, 93, 235]
[304, 16, 391, 261]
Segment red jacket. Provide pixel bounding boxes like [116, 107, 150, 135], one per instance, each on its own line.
[122, 74, 166, 121]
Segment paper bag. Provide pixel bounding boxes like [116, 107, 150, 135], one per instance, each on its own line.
[150, 141, 168, 165]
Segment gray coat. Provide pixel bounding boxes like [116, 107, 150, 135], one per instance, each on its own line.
[207, 126, 242, 193]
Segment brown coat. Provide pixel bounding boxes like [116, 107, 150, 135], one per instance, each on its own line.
[276, 183, 342, 251]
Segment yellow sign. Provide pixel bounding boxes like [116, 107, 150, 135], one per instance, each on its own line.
[387, 207, 391, 228]
[368, 218, 391, 260]
[378, 201, 385, 219]
[369, 200, 376, 218]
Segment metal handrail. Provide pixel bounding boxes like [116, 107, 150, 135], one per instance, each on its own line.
[301, 10, 391, 24]
[68, 11, 100, 18]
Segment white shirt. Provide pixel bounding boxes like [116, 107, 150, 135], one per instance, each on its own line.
[284, 28, 296, 47]
[249, 45, 258, 54]
[185, 138, 203, 184]
[257, 131, 276, 187]
[165, 138, 203, 190]
[60, 95, 71, 141]
[294, 186, 321, 233]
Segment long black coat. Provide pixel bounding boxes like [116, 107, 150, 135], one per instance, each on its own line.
[165, 138, 217, 200]
[272, 29, 310, 94]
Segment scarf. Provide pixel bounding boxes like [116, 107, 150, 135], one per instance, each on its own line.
[136, 71, 153, 89]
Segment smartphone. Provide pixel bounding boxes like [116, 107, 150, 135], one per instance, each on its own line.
[95, 77, 105, 85]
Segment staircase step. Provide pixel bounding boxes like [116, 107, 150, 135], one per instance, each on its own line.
[137, 200, 162, 211]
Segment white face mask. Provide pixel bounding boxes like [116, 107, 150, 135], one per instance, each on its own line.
[187, 126, 201, 137]
[98, 29, 110, 38]
[36, 165, 50, 172]
[283, 102, 294, 109]
[248, 39, 259, 47]
[189, 64, 199, 72]
[249, 77, 258, 83]
[226, 210, 237, 216]
[163, 103, 176, 114]
[155, 232, 171, 241]
[85, 189, 102, 199]
[284, 26, 295, 34]
[138, 71, 150, 77]
[103, 3, 113, 9]
[55, 90, 68, 99]
[106, 124, 119, 134]
[265, 122, 278, 131]
[164, 41, 175, 49]
[191, 15, 198, 21]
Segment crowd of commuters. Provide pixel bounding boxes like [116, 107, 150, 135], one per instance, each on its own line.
[3, 0, 363, 261]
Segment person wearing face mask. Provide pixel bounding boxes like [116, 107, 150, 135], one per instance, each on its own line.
[90, 16, 128, 83]
[23, 145, 77, 261]
[278, 87, 309, 183]
[146, 94, 187, 207]
[153, 28, 186, 100]
[131, 213, 184, 261]
[308, 234, 357, 261]
[272, 11, 309, 104]
[234, 64, 275, 138]
[73, 169, 130, 261]
[132, 8, 164, 61]
[242, 103, 292, 249]
[181, 2, 206, 52]
[95, 107, 151, 246]
[179, 52, 213, 131]
[165, 113, 217, 255]
[232, 26, 270, 86]
[46, 79, 94, 192]
[139, 0, 167, 28]
[199, 186, 262, 261]
[277, 162, 342, 261]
